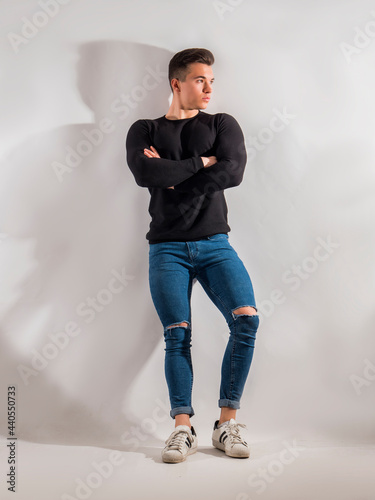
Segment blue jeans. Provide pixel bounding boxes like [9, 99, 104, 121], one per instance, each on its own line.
[148, 233, 259, 419]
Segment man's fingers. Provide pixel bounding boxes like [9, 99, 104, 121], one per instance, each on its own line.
[144, 148, 156, 157]
[150, 146, 160, 158]
[144, 146, 160, 158]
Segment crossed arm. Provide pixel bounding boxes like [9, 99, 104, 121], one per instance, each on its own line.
[126, 114, 247, 195]
[143, 145, 216, 189]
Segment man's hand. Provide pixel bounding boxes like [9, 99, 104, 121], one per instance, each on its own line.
[143, 145, 160, 158]
[143, 145, 173, 188]
[201, 156, 217, 168]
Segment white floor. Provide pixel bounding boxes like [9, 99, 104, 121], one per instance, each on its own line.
[1, 431, 375, 500]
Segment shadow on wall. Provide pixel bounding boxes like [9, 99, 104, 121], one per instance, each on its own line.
[0, 40, 173, 448]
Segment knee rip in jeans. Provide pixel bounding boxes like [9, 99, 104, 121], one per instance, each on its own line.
[232, 306, 258, 318]
[165, 321, 190, 331]
[164, 322, 192, 344]
[231, 306, 259, 336]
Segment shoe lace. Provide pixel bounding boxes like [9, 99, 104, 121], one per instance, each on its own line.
[165, 429, 191, 451]
[226, 421, 247, 445]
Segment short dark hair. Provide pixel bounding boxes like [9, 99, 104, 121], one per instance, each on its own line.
[168, 48, 214, 91]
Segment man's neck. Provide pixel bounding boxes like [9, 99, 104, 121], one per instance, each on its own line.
[164, 105, 200, 120]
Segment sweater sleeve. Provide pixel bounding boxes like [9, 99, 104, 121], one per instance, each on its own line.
[126, 119, 204, 188]
[173, 113, 247, 195]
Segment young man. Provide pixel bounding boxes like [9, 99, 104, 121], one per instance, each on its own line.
[126, 48, 259, 463]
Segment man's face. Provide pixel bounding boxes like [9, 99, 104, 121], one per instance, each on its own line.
[175, 62, 214, 110]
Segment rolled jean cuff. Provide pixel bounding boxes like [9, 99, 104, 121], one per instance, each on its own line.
[170, 406, 195, 419]
[218, 399, 241, 410]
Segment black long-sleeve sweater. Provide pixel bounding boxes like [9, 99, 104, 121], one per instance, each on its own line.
[125, 110, 247, 243]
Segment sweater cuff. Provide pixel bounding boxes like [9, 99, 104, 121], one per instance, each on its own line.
[192, 156, 204, 172]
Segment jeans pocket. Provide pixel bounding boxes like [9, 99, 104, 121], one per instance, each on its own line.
[207, 233, 229, 241]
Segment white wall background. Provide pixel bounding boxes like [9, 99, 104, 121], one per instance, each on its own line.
[1, 0, 375, 449]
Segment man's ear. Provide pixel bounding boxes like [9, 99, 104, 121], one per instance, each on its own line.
[172, 78, 181, 93]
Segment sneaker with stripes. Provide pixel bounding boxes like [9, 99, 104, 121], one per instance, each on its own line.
[162, 425, 198, 463]
[212, 418, 250, 458]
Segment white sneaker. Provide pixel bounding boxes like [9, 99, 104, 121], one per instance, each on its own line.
[162, 425, 198, 463]
[212, 418, 250, 458]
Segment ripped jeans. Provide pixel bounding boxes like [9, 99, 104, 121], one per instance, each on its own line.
[148, 233, 259, 419]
